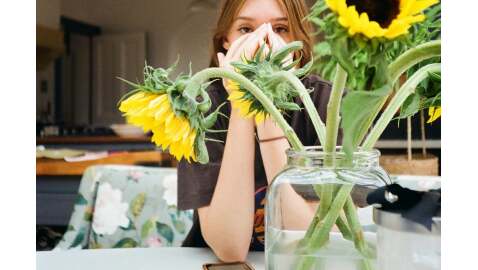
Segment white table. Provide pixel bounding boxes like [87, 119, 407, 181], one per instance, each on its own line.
[37, 247, 265, 270]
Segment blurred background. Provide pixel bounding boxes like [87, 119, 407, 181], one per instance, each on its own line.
[36, 0, 440, 250]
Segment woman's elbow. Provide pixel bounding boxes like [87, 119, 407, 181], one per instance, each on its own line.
[212, 243, 249, 262]
[203, 234, 250, 262]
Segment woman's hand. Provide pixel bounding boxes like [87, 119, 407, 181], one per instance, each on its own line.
[217, 23, 270, 93]
[266, 23, 294, 67]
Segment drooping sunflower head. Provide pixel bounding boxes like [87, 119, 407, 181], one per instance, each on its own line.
[118, 63, 223, 164]
[120, 92, 198, 161]
[326, 0, 439, 39]
[227, 41, 312, 124]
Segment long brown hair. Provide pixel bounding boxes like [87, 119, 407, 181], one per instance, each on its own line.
[209, 0, 314, 68]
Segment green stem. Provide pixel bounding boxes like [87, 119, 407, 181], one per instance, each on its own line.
[362, 63, 441, 149]
[388, 40, 441, 85]
[301, 185, 352, 244]
[272, 71, 327, 146]
[185, 67, 303, 150]
[344, 198, 373, 258]
[317, 184, 333, 220]
[337, 210, 353, 241]
[295, 184, 354, 270]
[324, 64, 347, 165]
[308, 185, 353, 248]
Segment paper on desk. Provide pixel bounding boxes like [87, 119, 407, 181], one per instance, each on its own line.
[64, 151, 109, 162]
[37, 147, 86, 159]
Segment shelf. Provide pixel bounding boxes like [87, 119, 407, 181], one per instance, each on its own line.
[375, 139, 441, 149]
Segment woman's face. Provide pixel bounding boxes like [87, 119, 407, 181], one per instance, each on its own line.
[223, 0, 293, 50]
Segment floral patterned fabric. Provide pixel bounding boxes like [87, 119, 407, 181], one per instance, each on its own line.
[54, 165, 193, 250]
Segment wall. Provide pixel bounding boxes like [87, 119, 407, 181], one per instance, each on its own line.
[60, 0, 219, 73]
[36, 0, 61, 122]
[37, 0, 61, 29]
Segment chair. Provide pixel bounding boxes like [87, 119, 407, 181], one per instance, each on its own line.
[54, 165, 193, 250]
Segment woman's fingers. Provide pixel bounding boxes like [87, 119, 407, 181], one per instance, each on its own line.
[266, 23, 280, 52]
[243, 25, 267, 59]
[231, 23, 269, 61]
[267, 25, 293, 66]
[217, 52, 226, 67]
[226, 33, 252, 59]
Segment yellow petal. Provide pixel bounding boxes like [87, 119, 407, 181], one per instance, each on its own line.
[254, 112, 266, 125]
[228, 90, 245, 101]
[409, 0, 439, 15]
[226, 80, 240, 92]
[427, 106, 441, 123]
[147, 94, 169, 110]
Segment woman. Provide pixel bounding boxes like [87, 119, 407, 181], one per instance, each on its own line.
[177, 0, 335, 262]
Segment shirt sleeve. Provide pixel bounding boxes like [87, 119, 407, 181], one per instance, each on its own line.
[177, 82, 230, 210]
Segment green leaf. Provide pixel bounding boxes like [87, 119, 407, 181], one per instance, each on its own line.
[271, 41, 303, 65]
[396, 93, 420, 120]
[276, 101, 301, 111]
[130, 193, 146, 218]
[156, 222, 174, 243]
[428, 71, 441, 82]
[341, 85, 392, 156]
[141, 219, 155, 239]
[75, 194, 87, 206]
[194, 132, 209, 164]
[113, 238, 138, 248]
[293, 60, 313, 78]
[314, 42, 331, 57]
[230, 62, 256, 73]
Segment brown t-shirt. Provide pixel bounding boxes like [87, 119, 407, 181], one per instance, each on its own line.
[177, 74, 335, 251]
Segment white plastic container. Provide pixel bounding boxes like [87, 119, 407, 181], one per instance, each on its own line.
[374, 208, 441, 270]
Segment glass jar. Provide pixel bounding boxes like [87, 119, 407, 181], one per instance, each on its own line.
[265, 147, 390, 270]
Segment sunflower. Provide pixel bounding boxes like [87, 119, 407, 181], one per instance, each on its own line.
[427, 106, 441, 123]
[326, 0, 439, 39]
[227, 80, 268, 124]
[119, 92, 197, 161]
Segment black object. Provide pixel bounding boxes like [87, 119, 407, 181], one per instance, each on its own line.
[36, 226, 65, 251]
[203, 262, 255, 270]
[367, 183, 441, 230]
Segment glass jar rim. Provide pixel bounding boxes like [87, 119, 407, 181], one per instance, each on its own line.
[286, 146, 380, 160]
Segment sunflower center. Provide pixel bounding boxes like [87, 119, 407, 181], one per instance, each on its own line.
[346, 0, 400, 28]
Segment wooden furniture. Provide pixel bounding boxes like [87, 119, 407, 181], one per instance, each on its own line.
[36, 150, 175, 176]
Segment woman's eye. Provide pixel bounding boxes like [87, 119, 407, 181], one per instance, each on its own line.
[274, 26, 289, 34]
[239, 27, 253, 34]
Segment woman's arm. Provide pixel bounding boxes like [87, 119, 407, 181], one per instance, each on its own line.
[198, 110, 255, 262]
[197, 24, 270, 262]
[256, 119, 315, 230]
